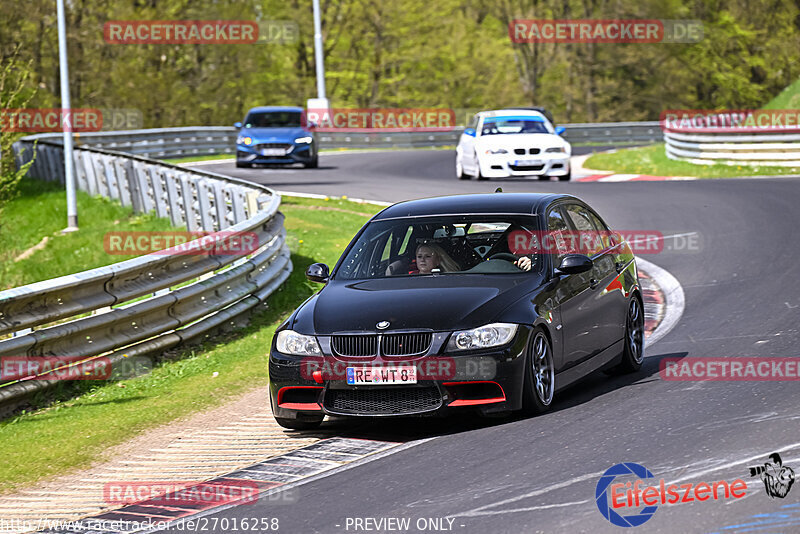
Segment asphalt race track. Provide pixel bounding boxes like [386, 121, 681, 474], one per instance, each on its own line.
[176, 151, 800, 533]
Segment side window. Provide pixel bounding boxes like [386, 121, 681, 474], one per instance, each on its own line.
[564, 204, 608, 255]
[547, 207, 571, 267]
[469, 115, 479, 129]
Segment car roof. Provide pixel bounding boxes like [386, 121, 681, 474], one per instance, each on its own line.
[372, 193, 579, 219]
[245, 106, 304, 113]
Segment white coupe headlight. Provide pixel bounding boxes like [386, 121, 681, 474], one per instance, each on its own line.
[295, 136, 313, 144]
[276, 330, 321, 356]
[485, 148, 508, 155]
[447, 323, 518, 351]
[545, 146, 566, 153]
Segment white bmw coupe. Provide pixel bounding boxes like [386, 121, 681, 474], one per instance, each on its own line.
[456, 109, 571, 181]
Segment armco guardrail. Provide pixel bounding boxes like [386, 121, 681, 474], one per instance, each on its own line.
[1, 137, 291, 407]
[50, 122, 664, 158]
[664, 128, 800, 166]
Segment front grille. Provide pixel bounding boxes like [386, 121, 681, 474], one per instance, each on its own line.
[254, 143, 292, 150]
[514, 148, 525, 155]
[332, 335, 378, 357]
[382, 333, 432, 357]
[510, 164, 545, 172]
[324, 387, 442, 414]
[528, 148, 541, 154]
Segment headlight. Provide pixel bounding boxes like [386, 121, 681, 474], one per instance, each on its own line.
[485, 148, 508, 155]
[276, 330, 321, 356]
[447, 323, 518, 351]
[545, 146, 566, 153]
[237, 136, 253, 145]
[295, 136, 313, 144]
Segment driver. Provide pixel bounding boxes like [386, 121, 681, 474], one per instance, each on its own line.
[409, 243, 459, 274]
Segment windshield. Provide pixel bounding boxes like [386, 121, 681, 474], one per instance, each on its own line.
[334, 216, 543, 280]
[243, 111, 302, 128]
[481, 117, 552, 135]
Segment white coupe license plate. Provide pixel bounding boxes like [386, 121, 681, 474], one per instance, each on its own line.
[515, 159, 542, 166]
[260, 148, 286, 156]
[346, 365, 417, 385]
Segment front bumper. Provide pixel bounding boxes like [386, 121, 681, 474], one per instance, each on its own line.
[236, 142, 314, 165]
[479, 153, 570, 178]
[268, 327, 532, 420]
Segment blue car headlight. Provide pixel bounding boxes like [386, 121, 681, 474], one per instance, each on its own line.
[237, 135, 253, 145]
[295, 136, 313, 144]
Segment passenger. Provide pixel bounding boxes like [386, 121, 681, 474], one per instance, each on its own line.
[409, 243, 459, 274]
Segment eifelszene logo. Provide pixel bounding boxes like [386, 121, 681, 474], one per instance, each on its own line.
[595, 462, 748, 527]
[749, 453, 795, 499]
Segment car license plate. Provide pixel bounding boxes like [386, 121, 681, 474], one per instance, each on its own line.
[260, 148, 286, 156]
[346, 365, 417, 385]
[515, 159, 542, 166]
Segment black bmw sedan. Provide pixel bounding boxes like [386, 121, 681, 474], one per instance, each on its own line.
[268, 193, 643, 429]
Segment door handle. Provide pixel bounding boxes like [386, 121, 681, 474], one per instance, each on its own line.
[590, 278, 599, 289]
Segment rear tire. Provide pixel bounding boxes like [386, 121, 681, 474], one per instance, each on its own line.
[607, 296, 644, 375]
[521, 329, 555, 415]
[274, 416, 323, 430]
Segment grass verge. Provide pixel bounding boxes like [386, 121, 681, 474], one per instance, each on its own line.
[0, 179, 178, 290]
[0, 195, 382, 494]
[583, 143, 800, 178]
[762, 77, 800, 110]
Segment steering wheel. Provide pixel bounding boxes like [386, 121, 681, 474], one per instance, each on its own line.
[487, 253, 519, 263]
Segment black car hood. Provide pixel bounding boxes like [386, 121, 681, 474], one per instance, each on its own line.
[292, 275, 544, 334]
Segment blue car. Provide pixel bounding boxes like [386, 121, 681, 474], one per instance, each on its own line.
[234, 106, 318, 168]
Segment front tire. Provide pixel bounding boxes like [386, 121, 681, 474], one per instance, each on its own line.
[456, 157, 470, 180]
[558, 170, 571, 182]
[236, 161, 252, 168]
[521, 329, 555, 415]
[274, 416, 323, 430]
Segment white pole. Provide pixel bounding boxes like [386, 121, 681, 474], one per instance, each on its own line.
[312, 0, 327, 100]
[57, 0, 78, 230]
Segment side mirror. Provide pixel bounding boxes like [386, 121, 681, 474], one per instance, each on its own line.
[555, 254, 593, 275]
[234, 122, 243, 129]
[555, 126, 566, 136]
[306, 263, 330, 283]
[463, 127, 476, 137]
